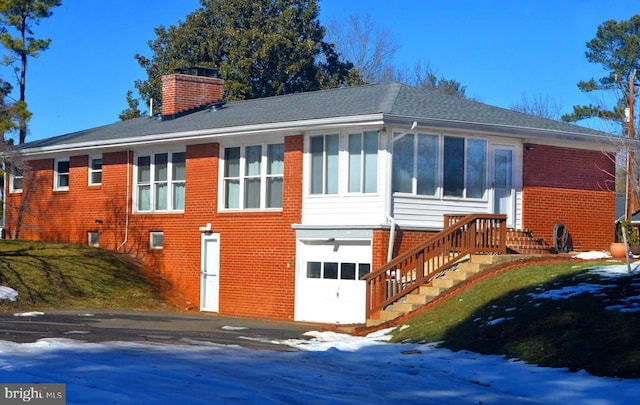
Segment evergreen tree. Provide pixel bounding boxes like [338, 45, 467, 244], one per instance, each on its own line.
[126, 0, 356, 119]
[562, 14, 640, 135]
[0, 0, 62, 144]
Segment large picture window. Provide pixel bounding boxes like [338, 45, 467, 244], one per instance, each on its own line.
[136, 151, 186, 212]
[392, 133, 487, 199]
[222, 143, 284, 210]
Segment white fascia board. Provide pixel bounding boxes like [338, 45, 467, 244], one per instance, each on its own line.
[383, 114, 631, 151]
[19, 114, 385, 157]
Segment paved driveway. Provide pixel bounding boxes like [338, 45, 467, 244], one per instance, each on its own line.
[0, 310, 318, 350]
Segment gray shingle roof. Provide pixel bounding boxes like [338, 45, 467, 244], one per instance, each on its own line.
[22, 82, 612, 151]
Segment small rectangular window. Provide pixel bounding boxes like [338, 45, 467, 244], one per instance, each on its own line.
[324, 262, 339, 279]
[9, 166, 23, 193]
[88, 231, 99, 247]
[55, 159, 70, 190]
[150, 231, 164, 249]
[307, 262, 321, 278]
[89, 157, 103, 185]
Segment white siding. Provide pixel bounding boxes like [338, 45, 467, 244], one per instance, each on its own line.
[393, 196, 489, 229]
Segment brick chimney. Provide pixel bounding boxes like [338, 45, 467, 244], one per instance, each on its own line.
[161, 67, 224, 119]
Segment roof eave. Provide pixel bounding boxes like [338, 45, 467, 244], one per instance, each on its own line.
[18, 114, 386, 156]
[383, 115, 631, 150]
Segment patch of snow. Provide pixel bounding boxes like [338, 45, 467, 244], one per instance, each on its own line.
[0, 286, 18, 301]
[13, 311, 45, 317]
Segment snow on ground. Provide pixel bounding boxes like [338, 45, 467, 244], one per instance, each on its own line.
[1, 254, 639, 404]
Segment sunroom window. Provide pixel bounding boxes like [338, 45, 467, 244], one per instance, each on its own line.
[136, 151, 186, 212]
[222, 143, 284, 210]
[392, 133, 487, 199]
[392, 133, 438, 196]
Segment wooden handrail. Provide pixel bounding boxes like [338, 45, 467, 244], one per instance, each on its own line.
[362, 213, 507, 319]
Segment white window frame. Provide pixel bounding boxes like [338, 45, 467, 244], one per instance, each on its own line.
[309, 133, 339, 195]
[9, 166, 23, 193]
[150, 231, 164, 249]
[88, 231, 100, 247]
[54, 158, 70, 191]
[133, 150, 186, 213]
[391, 132, 488, 201]
[89, 155, 103, 186]
[220, 141, 284, 211]
[347, 130, 379, 194]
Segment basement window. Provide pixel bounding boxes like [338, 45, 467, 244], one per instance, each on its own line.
[150, 231, 164, 250]
[88, 231, 99, 247]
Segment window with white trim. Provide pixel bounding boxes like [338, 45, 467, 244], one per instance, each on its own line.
[9, 166, 23, 193]
[88, 231, 99, 247]
[392, 133, 487, 199]
[135, 151, 186, 212]
[310, 134, 339, 194]
[54, 158, 70, 191]
[89, 156, 102, 185]
[150, 231, 164, 249]
[222, 143, 284, 210]
[348, 131, 378, 193]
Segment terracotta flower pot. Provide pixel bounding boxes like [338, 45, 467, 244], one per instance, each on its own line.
[610, 242, 628, 258]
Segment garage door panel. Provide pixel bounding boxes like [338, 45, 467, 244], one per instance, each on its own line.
[295, 239, 371, 324]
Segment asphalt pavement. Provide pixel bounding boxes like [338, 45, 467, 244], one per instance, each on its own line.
[0, 310, 319, 350]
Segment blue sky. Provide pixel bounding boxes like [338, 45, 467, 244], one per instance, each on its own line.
[2, 0, 636, 142]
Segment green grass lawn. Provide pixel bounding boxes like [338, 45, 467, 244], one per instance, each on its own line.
[391, 259, 640, 379]
[0, 240, 177, 312]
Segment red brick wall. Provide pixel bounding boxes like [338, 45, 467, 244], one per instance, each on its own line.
[4, 137, 303, 320]
[522, 144, 616, 250]
[161, 74, 224, 116]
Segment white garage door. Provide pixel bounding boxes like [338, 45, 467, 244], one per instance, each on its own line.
[295, 239, 371, 324]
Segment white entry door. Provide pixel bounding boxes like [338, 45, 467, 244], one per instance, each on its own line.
[200, 233, 220, 312]
[491, 145, 515, 227]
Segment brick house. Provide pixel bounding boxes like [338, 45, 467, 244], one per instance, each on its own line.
[2, 68, 616, 324]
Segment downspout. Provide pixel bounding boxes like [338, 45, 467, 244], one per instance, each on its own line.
[117, 150, 130, 250]
[386, 121, 417, 262]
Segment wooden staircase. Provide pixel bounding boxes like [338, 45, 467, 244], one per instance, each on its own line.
[362, 213, 509, 325]
[368, 254, 518, 326]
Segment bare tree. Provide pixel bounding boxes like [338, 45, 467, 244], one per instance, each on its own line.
[0, 140, 31, 238]
[324, 13, 400, 84]
[510, 93, 563, 120]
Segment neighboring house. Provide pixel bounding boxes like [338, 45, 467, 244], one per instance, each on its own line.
[2, 68, 617, 324]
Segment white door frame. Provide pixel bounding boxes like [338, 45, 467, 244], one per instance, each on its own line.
[200, 232, 220, 312]
[490, 144, 516, 227]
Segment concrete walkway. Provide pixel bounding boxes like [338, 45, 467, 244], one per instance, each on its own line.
[0, 310, 319, 350]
